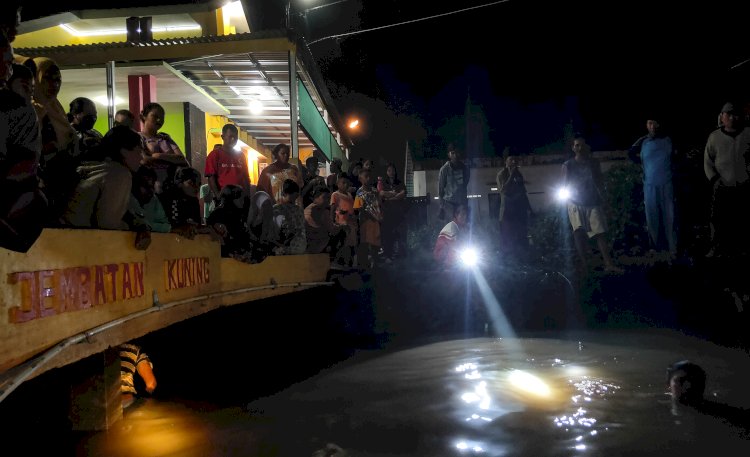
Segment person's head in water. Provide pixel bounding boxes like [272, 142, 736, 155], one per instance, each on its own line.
[667, 360, 706, 406]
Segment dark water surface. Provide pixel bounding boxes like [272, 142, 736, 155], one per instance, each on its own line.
[3, 268, 750, 456]
[84, 332, 750, 456]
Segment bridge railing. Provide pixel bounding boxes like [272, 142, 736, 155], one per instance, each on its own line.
[0, 229, 330, 377]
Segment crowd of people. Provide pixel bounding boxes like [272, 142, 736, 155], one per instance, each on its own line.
[432, 104, 750, 278]
[0, 5, 413, 268]
[4, 3, 749, 278]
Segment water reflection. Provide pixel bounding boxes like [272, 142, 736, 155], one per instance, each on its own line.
[85, 400, 213, 457]
[450, 343, 647, 456]
[76, 334, 750, 456]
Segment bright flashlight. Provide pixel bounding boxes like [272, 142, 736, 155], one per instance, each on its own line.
[556, 186, 571, 202]
[459, 247, 480, 268]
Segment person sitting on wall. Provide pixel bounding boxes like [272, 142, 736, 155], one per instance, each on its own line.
[433, 204, 469, 268]
[159, 167, 206, 239]
[244, 190, 276, 263]
[7, 63, 33, 104]
[272, 178, 306, 255]
[67, 97, 102, 161]
[1, 33, 46, 254]
[114, 109, 135, 129]
[207, 184, 253, 259]
[125, 166, 171, 234]
[60, 126, 143, 231]
[120, 342, 156, 409]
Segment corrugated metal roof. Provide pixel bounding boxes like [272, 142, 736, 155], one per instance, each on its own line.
[15, 28, 350, 157]
[172, 50, 320, 150]
[14, 30, 289, 55]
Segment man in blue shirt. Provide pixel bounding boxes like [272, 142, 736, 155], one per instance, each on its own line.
[630, 116, 677, 256]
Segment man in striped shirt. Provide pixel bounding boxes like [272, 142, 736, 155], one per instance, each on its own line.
[120, 343, 157, 408]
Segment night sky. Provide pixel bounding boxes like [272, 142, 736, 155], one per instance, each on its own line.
[23, 0, 750, 166]
[296, 0, 750, 164]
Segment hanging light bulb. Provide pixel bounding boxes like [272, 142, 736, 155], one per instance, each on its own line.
[248, 99, 263, 114]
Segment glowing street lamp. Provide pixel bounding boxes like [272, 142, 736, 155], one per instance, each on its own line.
[348, 119, 360, 130]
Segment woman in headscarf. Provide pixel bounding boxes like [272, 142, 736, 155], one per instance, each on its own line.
[33, 57, 77, 219]
[33, 57, 74, 162]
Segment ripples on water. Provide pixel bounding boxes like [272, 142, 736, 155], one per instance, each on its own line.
[86, 332, 750, 456]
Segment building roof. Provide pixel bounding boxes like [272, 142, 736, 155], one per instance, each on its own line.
[15, 30, 350, 154]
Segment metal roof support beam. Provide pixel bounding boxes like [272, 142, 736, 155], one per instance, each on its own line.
[237, 123, 289, 127]
[231, 115, 290, 119]
[163, 61, 229, 114]
[244, 52, 289, 108]
[288, 49, 298, 160]
[106, 61, 115, 130]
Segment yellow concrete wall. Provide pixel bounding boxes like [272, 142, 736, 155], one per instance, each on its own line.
[219, 254, 329, 303]
[15, 3, 251, 49]
[299, 148, 314, 164]
[14, 27, 205, 50]
[0, 229, 329, 373]
[0, 230, 148, 371]
[161, 102, 187, 155]
[205, 114, 270, 160]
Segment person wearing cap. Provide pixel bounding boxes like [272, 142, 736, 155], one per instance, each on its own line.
[703, 101, 750, 257]
[629, 115, 677, 256]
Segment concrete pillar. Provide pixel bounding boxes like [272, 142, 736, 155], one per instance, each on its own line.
[128, 74, 157, 131]
[69, 348, 122, 431]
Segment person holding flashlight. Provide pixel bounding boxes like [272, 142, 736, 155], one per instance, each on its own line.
[434, 203, 469, 268]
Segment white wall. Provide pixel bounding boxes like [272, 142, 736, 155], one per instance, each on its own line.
[422, 159, 625, 221]
[413, 170, 427, 197]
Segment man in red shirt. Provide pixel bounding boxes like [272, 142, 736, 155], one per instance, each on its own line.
[205, 124, 252, 203]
